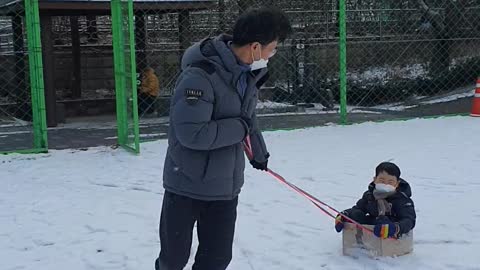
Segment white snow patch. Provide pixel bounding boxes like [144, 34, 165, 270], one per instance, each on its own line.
[1, 116, 480, 269]
[349, 64, 428, 82]
[373, 89, 475, 111]
[421, 91, 475, 105]
[256, 100, 295, 109]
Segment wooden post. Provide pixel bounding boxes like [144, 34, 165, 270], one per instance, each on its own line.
[40, 15, 57, 127]
[134, 12, 147, 74]
[12, 14, 29, 120]
[178, 10, 191, 54]
[70, 16, 82, 98]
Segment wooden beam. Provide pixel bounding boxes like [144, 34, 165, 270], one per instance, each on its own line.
[37, 2, 216, 16]
[40, 15, 57, 127]
[70, 16, 82, 99]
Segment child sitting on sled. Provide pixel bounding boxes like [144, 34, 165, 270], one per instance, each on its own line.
[335, 162, 416, 239]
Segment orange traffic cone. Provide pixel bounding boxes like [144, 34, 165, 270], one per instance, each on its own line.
[471, 78, 480, 117]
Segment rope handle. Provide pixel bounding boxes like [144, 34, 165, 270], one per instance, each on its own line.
[242, 136, 389, 238]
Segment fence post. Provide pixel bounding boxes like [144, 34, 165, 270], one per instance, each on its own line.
[24, 0, 48, 150]
[111, 0, 140, 154]
[127, 0, 140, 153]
[111, 0, 127, 146]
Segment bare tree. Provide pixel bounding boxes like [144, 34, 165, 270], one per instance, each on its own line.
[418, 0, 445, 32]
[417, 0, 463, 78]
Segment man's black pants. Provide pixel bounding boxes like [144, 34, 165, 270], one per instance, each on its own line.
[155, 191, 238, 270]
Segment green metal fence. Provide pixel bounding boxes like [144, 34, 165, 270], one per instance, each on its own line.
[127, 0, 479, 138]
[343, 0, 480, 120]
[111, 0, 140, 153]
[0, 0, 47, 154]
[2, 0, 479, 153]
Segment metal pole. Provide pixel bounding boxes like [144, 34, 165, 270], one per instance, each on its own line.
[24, 0, 48, 150]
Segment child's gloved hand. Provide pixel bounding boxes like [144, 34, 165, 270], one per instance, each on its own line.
[373, 217, 400, 239]
[335, 214, 344, 232]
[334, 211, 348, 233]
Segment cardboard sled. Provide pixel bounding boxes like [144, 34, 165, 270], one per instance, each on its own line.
[342, 223, 413, 257]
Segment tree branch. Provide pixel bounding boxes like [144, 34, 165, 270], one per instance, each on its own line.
[417, 0, 445, 32]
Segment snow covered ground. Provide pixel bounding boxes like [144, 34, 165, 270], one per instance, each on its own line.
[349, 63, 427, 83]
[1, 116, 479, 270]
[256, 100, 296, 110]
[373, 87, 475, 112]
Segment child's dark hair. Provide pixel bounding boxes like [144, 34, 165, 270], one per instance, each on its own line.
[232, 7, 292, 46]
[375, 162, 401, 179]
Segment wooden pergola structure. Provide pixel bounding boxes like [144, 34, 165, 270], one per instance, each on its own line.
[0, 0, 215, 127]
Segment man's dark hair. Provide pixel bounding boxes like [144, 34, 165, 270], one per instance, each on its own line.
[232, 7, 292, 46]
[375, 162, 401, 179]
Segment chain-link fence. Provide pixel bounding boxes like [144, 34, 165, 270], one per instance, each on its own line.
[2, 0, 479, 152]
[126, 0, 347, 141]
[0, 0, 47, 153]
[128, 0, 479, 134]
[344, 0, 480, 118]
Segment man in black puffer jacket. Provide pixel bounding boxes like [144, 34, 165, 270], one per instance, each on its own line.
[335, 162, 416, 239]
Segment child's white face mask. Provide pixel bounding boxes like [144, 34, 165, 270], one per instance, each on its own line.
[375, 183, 396, 193]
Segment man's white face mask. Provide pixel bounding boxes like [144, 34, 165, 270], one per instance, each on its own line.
[250, 57, 268, 71]
[249, 44, 276, 71]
